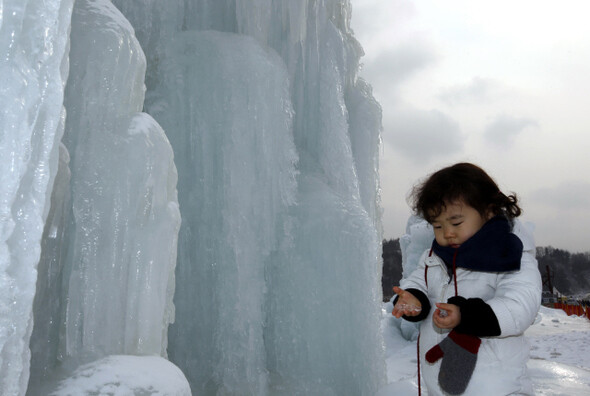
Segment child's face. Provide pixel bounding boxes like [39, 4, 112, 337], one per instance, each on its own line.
[430, 200, 490, 248]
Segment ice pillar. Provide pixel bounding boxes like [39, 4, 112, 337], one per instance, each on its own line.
[0, 0, 74, 394]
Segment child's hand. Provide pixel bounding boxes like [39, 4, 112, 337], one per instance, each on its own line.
[392, 287, 422, 318]
[433, 302, 461, 329]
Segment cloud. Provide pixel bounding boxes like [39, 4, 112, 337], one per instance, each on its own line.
[529, 181, 590, 209]
[437, 77, 503, 106]
[483, 114, 538, 147]
[361, 40, 438, 94]
[383, 107, 464, 162]
[351, 0, 417, 44]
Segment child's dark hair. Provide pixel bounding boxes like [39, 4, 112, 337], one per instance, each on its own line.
[410, 162, 521, 223]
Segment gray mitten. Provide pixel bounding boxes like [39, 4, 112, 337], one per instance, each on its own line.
[425, 330, 481, 395]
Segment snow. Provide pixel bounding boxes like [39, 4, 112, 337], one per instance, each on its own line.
[378, 302, 590, 395]
[49, 356, 190, 396]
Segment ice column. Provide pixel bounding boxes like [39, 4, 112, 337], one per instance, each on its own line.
[59, 0, 180, 361]
[155, 31, 297, 395]
[26, 1, 181, 392]
[112, 1, 385, 394]
[257, 4, 386, 394]
[0, 0, 74, 394]
[28, 144, 71, 391]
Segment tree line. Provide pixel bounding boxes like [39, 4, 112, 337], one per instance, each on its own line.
[536, 246, 590, 296]
[381, 239, 590, 302]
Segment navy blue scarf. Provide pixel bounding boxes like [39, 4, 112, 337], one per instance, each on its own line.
[431, 216, 523, 274]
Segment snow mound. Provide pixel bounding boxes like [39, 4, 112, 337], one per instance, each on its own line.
[50, 355, 191, 396]
[528, 360, 590, 396]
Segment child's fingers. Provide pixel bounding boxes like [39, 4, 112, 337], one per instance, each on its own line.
[392, 305, 420, 318]
[391, 287, 422, 317]
[394, 287, 419, 304]
[392, 305, 405, 317]
[435, 302, 455, 312]
[433, 311, 451, 328]
[433, 303, 461, 328]
[392, 287, 408, 305]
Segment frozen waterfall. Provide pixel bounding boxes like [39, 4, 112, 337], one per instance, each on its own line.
[0, 0, 386, 395]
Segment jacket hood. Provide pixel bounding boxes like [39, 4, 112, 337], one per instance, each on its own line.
[510, 219, 536, 253]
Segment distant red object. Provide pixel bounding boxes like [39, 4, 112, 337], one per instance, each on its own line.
[553, 302, 589, 319]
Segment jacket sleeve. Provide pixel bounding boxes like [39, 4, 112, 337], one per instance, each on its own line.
[399, 249, 429, 294]
[397, 249, 432, 321]
[448, 296, 501, 337]
[486, 248, 542, 337]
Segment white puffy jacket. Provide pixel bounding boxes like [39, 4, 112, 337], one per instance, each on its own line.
[400, 221, 542, 396]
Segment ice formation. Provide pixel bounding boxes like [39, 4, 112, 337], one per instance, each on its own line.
[0, 0, 385, 395]
[0, 0, 74, 394]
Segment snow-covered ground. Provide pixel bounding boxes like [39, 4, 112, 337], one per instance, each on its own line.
[378, 303, 590, 395]
[46, 304, 590, 395]
[43, 356, 192, 396]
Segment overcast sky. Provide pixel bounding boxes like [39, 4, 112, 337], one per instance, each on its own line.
[350, 0, 590, 253]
